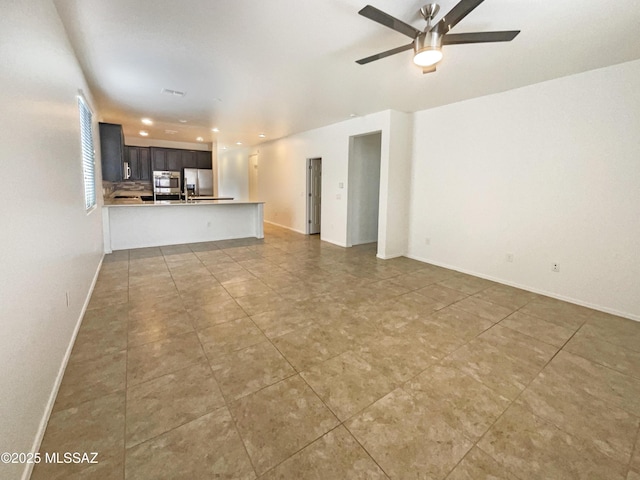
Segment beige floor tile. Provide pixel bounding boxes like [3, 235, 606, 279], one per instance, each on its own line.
[355, 334, 440, 383]
[198, 317, 267, 363]
[518, 296, 591, 329]
[127, 332, 206, 386]
[346, 388, 473, 480]
[235, 292, 290, 315]
[564, 329, 640, 379]
[224, 278, 273, 298]
[632, 438, 640, 474]
[582, 315, 640, 353]
[125, 362, 224, 447]
[415, 283, 468, 306]
[406, 365, 511, 440]
[250, 306, 316, 338]
[442, 325, 557, 400]
[425, 306, 495, 342]
[532, 350, 640, 417]
[53, 350, 126, 412]
[450, 296, 515, 322]
[478, 403, 627, 480]
[62, 454, 124, 480]
[260, 426, 387, 479]
[210, 341, 295, 401]
[301, 350, 397, 421]
[272, 324, 353, 371]
[127, 312, 194, 347]
[35, 392, 125, 480]
[229, 375, 339, 475]
[499, 310, 576, 347]
[40, 228, 639, 480]
[71, 311, 128, 363]
[186, 298, 247, 329]
[518, 368, 639, 464]
[473, 284, 538, 310]
[125, 408, 255, 479]
[437, 273, 495, 295]
[213, 267, 257, 285]
[446, 447, 518, 480]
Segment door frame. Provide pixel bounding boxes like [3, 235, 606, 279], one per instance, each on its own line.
[306, 157, 322, 235]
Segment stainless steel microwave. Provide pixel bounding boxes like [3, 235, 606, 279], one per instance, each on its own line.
[153, 171, 181, 194]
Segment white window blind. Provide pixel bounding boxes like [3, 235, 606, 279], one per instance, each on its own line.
[78, 96, 96, 210]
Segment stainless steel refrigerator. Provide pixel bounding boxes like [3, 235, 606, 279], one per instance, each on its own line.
[184, 168, 213, 196]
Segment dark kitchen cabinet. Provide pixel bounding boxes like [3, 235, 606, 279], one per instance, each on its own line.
[125, 146, 151, 181]
[181, 150, 197, 169]
[99, 122, 124, 182]
[166, 149, 182, 171]
[150, 147, 167, 171]
[150, 147, 212, 174]
[196, 151, 212, 169]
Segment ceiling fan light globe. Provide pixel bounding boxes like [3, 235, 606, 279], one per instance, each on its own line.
[413, 47, 443, 67]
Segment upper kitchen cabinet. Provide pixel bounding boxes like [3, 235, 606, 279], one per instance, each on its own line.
[125, 146, 151, 181]
[181, 150, 197, 169]
[196, 151, 212, 169]
[166, 149, 182, 171]
[150, 147, 167, 171]
[99, 122, 124, 182]
[150, 147, 212, 172]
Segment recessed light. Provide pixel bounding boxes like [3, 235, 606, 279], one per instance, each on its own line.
[139, 130, 149, 137]
[196, 137, 204, 142]
[349, 113, 357, 118]
[161, 88, 186, 97]
[212, 128, 219, 133]
[141, 118, 153, 125]
[222, 146, 227, 150]
[165, 129, 177, 135]
[258, 133, 266, 138]
[236, 142, 242, 145]
[178, 119, 187, 123]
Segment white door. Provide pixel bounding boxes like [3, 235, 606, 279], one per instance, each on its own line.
[248, 154, 258, 201]
[307, 158, 322, 234]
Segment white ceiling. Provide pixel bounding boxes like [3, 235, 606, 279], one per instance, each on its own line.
[53, 0, 640, 148]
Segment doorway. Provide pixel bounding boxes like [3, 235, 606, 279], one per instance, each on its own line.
[307, 157, 322, 235]
[347, 132, 382, 246]
[248, 154, 258, 201]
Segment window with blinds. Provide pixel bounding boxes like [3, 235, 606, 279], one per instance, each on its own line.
[77, 96, 96, 210]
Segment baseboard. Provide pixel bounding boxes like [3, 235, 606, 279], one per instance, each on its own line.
[405, 253, 639, 322]
[264, 220, 306, 235]
[22, 254, 105, 480]
[377, 252, 405, 260]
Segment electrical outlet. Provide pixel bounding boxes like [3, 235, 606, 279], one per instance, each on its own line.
[506, 253, 514, 263]
[552, 263, 560, 272]
[425, 238, 431, 245]
[336, 194, 341, 200]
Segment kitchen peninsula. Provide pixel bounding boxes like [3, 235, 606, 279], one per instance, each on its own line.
[102, 200, 264, 252]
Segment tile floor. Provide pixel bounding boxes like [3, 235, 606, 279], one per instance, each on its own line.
[32, 224, 640, 479]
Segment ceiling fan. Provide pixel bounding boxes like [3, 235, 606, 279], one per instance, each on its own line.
[356, 0, 520, 73]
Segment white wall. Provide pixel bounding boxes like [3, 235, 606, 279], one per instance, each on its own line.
[408, 59, 640, 320]
[348, 132, 381, 245]
[0, 2, 104, 479]
[218, 147, 250, 201]
[252, 110, 412, 254]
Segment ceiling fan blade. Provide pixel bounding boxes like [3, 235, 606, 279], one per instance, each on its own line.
[358, 5, 421, 39]
[422, 65, 437, 74]
[432, 0, 484, 34]
[443, 30, 520, 45]
[356, 42, 414, 65]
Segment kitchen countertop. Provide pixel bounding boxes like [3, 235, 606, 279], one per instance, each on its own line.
[104, 198, 262, 207]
